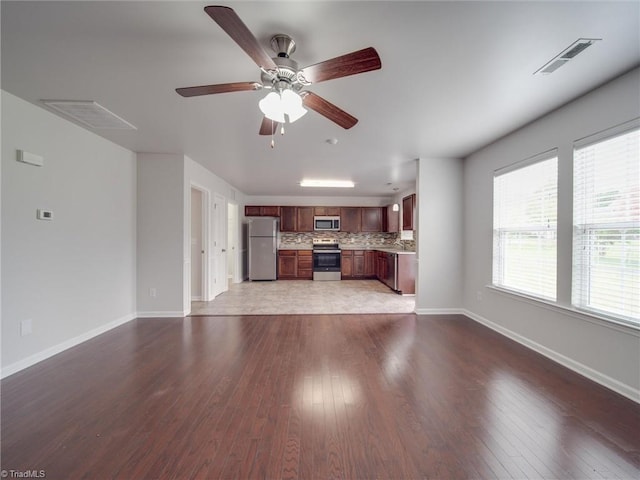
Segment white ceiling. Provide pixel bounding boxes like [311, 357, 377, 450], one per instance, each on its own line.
[2, 1, 639, 197]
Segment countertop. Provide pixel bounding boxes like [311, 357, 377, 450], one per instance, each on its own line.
[341, 246, 416, 255]
[278, 245, 415, 255]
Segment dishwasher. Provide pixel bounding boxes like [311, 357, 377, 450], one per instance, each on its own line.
[384, 252, 397, 290]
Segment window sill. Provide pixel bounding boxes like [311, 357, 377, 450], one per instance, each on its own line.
[486, 285, 640, 337]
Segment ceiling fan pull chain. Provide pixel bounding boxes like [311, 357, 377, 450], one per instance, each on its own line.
[270, 119, 275, 148]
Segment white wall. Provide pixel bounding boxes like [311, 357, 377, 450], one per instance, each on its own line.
[136, 153, 185, 317]
[462, 68, 640, 401]
[415, 158, 463, 313]
[137, 154, 247, 317]
[1, 91, 137, 376]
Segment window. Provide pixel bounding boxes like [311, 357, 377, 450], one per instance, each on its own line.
[493, 154, 558, 300]
[573, 125, 639, 325]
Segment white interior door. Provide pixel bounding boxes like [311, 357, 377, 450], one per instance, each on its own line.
[227, 202, 239, 286]
[211, 193, 228, 298]
[190, 188, 203, 300]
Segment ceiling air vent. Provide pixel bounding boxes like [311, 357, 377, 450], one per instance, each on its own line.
[41, 100, 137, 130]
[534, 38, 601, 76]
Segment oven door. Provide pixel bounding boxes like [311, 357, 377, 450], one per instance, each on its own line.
[313, 251, 341, 272]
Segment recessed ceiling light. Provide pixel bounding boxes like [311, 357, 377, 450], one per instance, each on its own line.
[534, 38, 601, 76]
[325, 138, 338, 145]
[300, 179, 355, 188]
[41, 100, 137, 130]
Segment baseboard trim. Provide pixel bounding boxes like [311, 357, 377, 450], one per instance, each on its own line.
[136, 311, 186, 318]
[414, 307, 464, 315]
[462, 309, 640, 404]
[1, 313, 136, 379]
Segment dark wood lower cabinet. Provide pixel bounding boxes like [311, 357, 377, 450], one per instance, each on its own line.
[278, 250, 312, 279]
[353, 251, 365, 276]
[341, 251, 353, 278]
[342, 250, 376, 279]
[291, 248, 414, 293]
[297, 250, 313, 279]
[364, 251, 376, 277]
[277, 250, 297, 279]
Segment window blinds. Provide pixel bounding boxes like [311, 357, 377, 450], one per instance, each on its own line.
[573, 126, 640, 324]
[493, 156, 558, 300]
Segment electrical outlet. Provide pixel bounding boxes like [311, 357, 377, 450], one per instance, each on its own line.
[476, 291, 483, 301]
[149, 288, 157, 297]
[21, 319, 33, 336]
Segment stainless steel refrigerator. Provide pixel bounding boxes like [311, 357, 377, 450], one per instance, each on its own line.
[248, 217, 278, 280]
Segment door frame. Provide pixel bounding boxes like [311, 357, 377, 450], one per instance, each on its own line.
[227, 201, 241, 285]
[212, 193, 228, 298]
[190, 183, 210, 302]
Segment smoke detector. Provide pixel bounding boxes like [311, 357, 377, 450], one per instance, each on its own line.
[534, 38, 601, 75]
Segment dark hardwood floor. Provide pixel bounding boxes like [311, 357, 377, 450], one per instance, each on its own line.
[1, 314, 639, 479]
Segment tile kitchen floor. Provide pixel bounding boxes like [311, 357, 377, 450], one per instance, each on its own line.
[190, 279, 415, 315]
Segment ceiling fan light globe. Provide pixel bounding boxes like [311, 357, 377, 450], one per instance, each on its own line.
[259, 92, 285, 123]
[287, 105, 307, 123]
[280, 89, 302, 109]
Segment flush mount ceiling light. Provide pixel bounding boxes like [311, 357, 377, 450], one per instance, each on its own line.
[534, 38, 602, 75]
[41, 100, 137, 130]
[300, 179, 355, 188]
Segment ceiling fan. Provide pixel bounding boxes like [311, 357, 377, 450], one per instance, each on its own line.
[176, 6, 382, 136]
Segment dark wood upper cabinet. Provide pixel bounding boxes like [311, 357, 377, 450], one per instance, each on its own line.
[361, 207, 383, 232]
[245, 205, 280, 216]
[340, 207, 361, 233]
[314, 206, 340, 216]
[245, 205, 261, 216]
[261, 205, 280, 216]
[386, 204, 399, 232]
[402, 194, 416, 231]
[296, 207, 314, 232]
[280, 206, 297, 232]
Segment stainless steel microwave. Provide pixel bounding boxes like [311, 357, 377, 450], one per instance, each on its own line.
[314, 216, 340, 231]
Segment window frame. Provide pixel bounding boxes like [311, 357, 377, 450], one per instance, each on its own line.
[571, 119, 640, 327]
[492, 150, 559, 301]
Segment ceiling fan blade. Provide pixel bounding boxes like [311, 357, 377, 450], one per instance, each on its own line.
[204, 6, 277, 71]
[299, 47, 381, 84]
[302, 92, 358, 129]
[176, 81, 261, 97]
[259, 116, 279, 136]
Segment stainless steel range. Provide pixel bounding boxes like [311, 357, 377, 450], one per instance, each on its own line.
[312, 238, 341, 281]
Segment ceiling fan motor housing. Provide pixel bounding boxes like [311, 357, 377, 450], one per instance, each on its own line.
[270, 34, 296, 57]
[261, 38, 307, 91]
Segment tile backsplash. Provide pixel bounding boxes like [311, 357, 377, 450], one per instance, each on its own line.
[279, 231, 416, 251]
